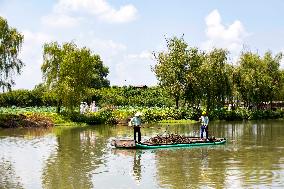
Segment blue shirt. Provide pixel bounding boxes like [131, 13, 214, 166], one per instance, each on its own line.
[131, 116, 141, 127]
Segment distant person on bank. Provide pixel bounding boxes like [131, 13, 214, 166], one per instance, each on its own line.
[199, 111, 209, 139]
[129, 112, 142, 143]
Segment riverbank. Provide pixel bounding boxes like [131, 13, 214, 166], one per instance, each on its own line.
[0, 113, 54, 128]
[1, 106, 284, 128]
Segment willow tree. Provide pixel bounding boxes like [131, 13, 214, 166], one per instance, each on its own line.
[42, 41, 109, 112]
[183, 48, 204, 107]
[262, 51, 283, 106]
[153, 36, 190, 109]
[234, 51, 283, 108]
[0, 16, 24, 91]
[201, 48, 232, 110]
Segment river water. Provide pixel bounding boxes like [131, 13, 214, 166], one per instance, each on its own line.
[0, 121, 284, 189]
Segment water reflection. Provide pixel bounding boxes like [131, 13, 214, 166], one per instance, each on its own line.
[0, 158, 23, 189]
[154, 121, 284, 188]
[112, 148, 143, 182]
[42, 126, 110, 189]
[0, 128, 57, 189]
[133, 152, 142, 182]
[0, 121, 283, 188]
[153, 146, 226, 189]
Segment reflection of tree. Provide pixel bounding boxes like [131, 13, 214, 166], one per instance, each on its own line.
[42, 127, 108, 189]
[235, 121, 284, 187]
[0, 127, 53, 138]
[200, 121, 284, 187]
[0, 158, 23, 189]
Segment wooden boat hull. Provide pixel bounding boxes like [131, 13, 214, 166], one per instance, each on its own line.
[135, 138, 226, 149]
[112, 138, 226, 149]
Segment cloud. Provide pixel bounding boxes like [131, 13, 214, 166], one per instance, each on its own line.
[13, 29, 155, 89]
[76, 32, 155, 86]
[202, 9, 249, 54]
[53, 0, 138, 23]
[126, 50, 153, 60]
[14, 31, 53, 89]
[41, 14, 81, 28]
[113, 56, 156, 86]
[77, 33, 127, 57]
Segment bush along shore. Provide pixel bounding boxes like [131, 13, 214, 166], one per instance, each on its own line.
[0, 113, 54, 128]
[1, 106, 284, 128]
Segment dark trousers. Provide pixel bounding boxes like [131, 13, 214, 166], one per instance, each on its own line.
[200, 125, 208, 139]
[134, 126, 141, 143]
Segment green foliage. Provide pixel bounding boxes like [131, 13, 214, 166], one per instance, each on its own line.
[153, 36, 233, 110]
[42, 41, 109, 112]
[0, 89, 56, 107]
[92, 86, 173, 107]
[61, 107, 116, 125]
[0, 16, 24, 91]
[0, 90, 42, 106]
[0, 86, 172, 109]
[111, 107, 199, 123]
[1, 106, 284, 127]
[0, 106, 57, 114]
[153, 36, 192, 108]
[202, 48, 233, 110]
[208, 108, 284, 121]
[235, 51, 283, 107]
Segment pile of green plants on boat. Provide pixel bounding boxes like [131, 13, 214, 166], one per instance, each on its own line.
[145, 134, 196, 144]
[143, 134, 222, 145]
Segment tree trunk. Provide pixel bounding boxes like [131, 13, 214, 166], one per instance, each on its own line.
[56, 100, 61, 113]
[175, 96, 179, 109]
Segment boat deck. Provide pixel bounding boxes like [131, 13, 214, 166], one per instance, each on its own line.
[112, 137, 226, 149]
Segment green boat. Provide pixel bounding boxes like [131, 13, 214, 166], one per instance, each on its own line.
[135, 138, 226, 149]
[112, 137, 226, 149]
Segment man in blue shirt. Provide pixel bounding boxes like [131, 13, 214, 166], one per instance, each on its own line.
[130, 112, 142, 143]
[200, 111, 209, 139]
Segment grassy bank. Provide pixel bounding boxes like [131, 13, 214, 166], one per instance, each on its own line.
[1, 106, 284, 128]
[0, 107, 78, 127]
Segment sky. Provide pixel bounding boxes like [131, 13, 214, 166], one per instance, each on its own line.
[1, 0, 284, 89]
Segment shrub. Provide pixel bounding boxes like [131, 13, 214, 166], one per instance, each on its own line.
[0, 113, 54, 128]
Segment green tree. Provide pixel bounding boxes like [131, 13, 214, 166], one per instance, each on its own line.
[262, 51, 283, 106]
[42, 41, 109, 112]
[234, 51, 282, 108]
[201, 48, 232, 110]
[0, 16, 24, 91]
[235, 51, 262, 107]
[183, 48, 204, 107]
[153, 36, 190, 109]
[42, 42, 63, 112]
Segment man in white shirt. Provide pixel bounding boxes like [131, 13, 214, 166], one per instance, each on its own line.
[130, 112, 142, 143]
[200, 111, 209, 139]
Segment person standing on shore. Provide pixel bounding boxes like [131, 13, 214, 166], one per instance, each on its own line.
[199, 111, 209, 139]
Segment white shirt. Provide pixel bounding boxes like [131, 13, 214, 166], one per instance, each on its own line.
[201, 116, 209, 126]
